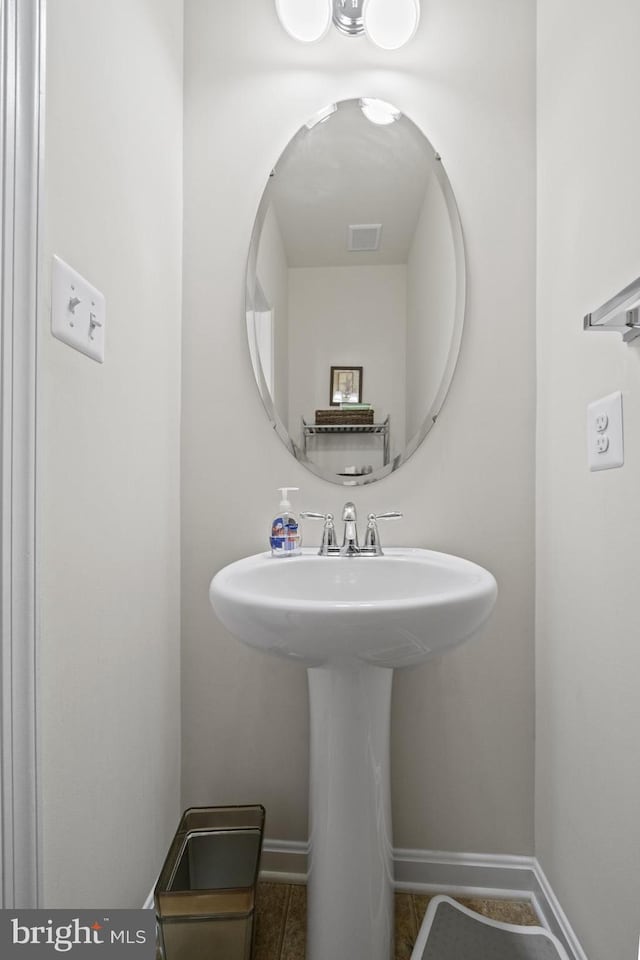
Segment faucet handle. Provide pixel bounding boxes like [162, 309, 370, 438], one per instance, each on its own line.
[300, 511, 337, 555]
[363, 511, 403, 555]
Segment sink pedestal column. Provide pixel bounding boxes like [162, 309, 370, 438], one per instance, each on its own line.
[306, 663, 394, 960]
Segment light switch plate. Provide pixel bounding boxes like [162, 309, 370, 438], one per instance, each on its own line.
[587, 391, 624, 471]
[51, 255, 105, 362]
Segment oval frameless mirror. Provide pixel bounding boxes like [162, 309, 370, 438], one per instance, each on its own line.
[246, 98, 465, 485]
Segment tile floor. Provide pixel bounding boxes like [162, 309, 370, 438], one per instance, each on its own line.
[254, 882, 540, 960]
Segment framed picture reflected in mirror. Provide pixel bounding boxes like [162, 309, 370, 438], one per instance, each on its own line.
[330, 366, 363, 406]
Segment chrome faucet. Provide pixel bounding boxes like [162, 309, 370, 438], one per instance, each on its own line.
[340, 501, 360, 556]
[301, 502, 402, 557]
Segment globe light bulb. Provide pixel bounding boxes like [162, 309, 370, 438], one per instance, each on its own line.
[275, 0, 333, 43]
[362, 0, 420, 50]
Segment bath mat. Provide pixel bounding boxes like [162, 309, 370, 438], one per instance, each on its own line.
[410, 895, 571, 960]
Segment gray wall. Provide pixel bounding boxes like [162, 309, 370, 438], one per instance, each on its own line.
[536, 1, 640, 957]
[39, 0, 183, 906]
[182, 0, 536, 854]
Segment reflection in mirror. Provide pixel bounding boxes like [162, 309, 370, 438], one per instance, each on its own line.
[246, 99, 465, 485]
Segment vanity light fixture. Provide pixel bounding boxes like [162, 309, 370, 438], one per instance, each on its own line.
[275, 0, 420, 49]
[275, 0, 332, 42]
[362, 0, 420, 50]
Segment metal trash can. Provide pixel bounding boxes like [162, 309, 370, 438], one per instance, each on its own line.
[155, 805, 265, 960]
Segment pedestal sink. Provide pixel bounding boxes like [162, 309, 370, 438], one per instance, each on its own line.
[209, 548, 497, 960]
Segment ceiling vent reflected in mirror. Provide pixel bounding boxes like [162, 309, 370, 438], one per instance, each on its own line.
[348, 224, 382, 252]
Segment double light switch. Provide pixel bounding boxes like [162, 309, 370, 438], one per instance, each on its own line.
[51, 255, 105, 363]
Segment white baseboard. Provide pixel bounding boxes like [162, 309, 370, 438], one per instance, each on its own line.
[394, 847, 536, 898]
[260, 840, 588, 960]
[260, 838, 309, 884]
[145, 839, 588, 960]
[531, 860, 589, 960]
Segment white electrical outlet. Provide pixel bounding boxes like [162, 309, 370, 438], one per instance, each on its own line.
[587, 391, 623, 471]
[51, 256, 105, 363]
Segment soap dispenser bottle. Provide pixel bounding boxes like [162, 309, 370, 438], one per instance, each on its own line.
[270, 487, 302, 557]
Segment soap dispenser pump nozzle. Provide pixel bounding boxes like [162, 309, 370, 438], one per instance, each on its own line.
[277, 486, 299, 510]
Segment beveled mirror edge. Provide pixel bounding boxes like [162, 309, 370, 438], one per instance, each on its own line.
[245, 99, 467, 486]
[397, 153, 467, 471]
[245, 197, 300, 462]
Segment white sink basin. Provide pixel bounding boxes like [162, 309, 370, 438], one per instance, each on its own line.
[210, 547, 497, 667]
[209, 545, 497, 960]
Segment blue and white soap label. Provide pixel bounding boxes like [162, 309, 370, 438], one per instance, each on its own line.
[0, 911, 156, 958]
[270, 516, 301, 553]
